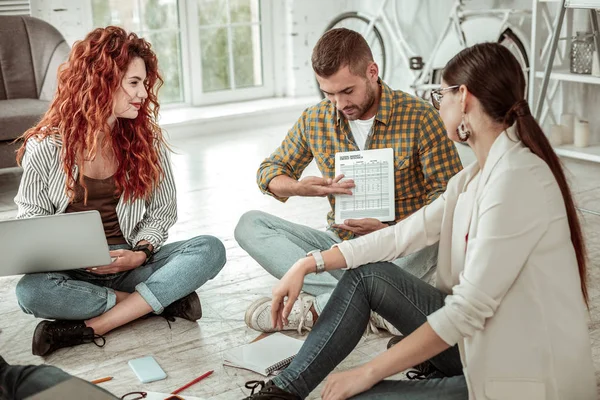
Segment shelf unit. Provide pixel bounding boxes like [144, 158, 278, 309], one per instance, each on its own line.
[554, 143, 600, 162]
[529, 0, 600, 162]
[534, 69, 600, 83]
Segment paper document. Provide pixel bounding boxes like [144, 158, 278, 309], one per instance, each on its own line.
[334, 148, 395, 224]
[223, 333, 304, 376]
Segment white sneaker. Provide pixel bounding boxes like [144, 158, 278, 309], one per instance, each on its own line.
[368, 312, 402, 336]
[244, 294, 315, 334]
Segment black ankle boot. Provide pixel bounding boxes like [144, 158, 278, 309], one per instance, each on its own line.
[242, 380, 301, 400]
[32, 320, 105, 357]
[162, 291, 202, 322]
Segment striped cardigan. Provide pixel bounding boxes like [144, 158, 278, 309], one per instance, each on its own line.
[14, 135, 177, 250]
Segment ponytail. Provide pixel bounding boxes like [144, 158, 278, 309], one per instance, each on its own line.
[505, 101, 588, 307]
[443, 43, 588, 307]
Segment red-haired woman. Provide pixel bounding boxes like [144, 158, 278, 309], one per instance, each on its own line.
[13, 26, 226, 357]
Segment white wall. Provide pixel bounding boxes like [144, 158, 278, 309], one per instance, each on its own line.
[27, 0, 600, 144]
[30, 0, 92, 46]
[282, 0, 534, 96]
[29, 0, 533, 96]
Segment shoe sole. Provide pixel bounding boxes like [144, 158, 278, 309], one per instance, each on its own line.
[32, 320, 52, 356]
[244, 297, 273, 331]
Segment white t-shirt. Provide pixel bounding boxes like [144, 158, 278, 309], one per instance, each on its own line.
[348, 116, 375, 150]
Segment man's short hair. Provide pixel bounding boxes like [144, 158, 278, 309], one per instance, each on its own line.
[311, 28, 374, 78]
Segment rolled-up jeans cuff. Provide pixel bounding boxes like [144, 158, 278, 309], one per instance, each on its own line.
[135, 282, 164, 313]
[314, 293, 330, 315]
[104, 288, 117, 314]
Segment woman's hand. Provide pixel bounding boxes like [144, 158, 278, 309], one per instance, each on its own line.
[321, 367, 377, 400]
[270, 257, 315, 330]
[86, 249, 146, 275]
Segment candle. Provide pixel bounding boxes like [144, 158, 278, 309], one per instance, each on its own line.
[560, 113, 575, 144]
[593, 50, 600, 77]
[549, 124, 564, 146]
[574, 120, 590, 148]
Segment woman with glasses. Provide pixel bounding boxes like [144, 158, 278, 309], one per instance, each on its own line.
[242, 43, 595, 400]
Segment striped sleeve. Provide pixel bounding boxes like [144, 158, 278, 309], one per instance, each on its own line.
[14, 139, 57, 219]
[131, 146, 178, 249]
[256, 111, 314, 202]
[418, 107, 463, 204]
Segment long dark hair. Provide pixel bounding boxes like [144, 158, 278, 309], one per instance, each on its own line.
[442, 42, 588, 306]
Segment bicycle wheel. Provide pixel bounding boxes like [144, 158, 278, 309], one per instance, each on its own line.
[316, 12, 387, 98]
[498, 28, 530, 99]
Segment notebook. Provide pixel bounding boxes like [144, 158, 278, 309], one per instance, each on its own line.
[223, 333, 305, 376]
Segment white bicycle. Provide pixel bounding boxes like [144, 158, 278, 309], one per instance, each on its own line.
[320, 0, 531, 98]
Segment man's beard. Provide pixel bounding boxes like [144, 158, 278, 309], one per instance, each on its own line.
[344, 83, 376, 121]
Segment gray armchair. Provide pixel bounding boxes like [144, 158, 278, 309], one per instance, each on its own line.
[0, 15, 70, 168]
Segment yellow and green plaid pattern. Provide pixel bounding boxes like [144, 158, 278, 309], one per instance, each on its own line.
[257, 80, 463, 240]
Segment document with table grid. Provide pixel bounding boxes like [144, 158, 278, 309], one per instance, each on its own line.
[334, 148, 395, 224]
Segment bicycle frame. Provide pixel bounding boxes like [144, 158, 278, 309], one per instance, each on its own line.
[354, 0, 531, 92]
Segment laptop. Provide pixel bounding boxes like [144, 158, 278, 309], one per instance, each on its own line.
[0, 211, 112, 277]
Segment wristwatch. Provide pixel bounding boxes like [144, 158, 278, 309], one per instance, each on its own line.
[307, 250, 326, 274]
[132, 243, 153, 265]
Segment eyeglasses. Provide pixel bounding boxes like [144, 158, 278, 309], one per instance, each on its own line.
[431, 85, 459, 110]
[120, 392, 147, 400]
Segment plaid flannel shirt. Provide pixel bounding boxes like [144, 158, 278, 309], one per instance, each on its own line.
[257, 80, 463, 240]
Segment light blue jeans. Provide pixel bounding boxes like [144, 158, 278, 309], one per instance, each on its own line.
[15, 235, 226, 320]
[272, 262, 467, 399]
[234, 210, 438, 313]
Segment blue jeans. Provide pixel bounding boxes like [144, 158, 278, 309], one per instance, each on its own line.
[234, 211, 438, 313]
[271, 262, 467, 400]
[0, 356, 117, 399]
[15, 235, 226, 319]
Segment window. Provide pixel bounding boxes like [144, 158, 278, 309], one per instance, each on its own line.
[196, 0, 263, 92]
[91, 0, 273, 106]
[92, 0, 184, 104]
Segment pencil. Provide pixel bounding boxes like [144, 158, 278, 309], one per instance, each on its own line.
[171, 370, 214, 395]
[91, 376, 113, 384]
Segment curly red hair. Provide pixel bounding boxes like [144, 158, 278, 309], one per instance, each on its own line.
[17, 26, 167, 202]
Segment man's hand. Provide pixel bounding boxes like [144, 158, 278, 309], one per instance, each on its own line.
[296, 174, 355, 197]
[86, 249, 146, 275]
[332, 218, 388, 236]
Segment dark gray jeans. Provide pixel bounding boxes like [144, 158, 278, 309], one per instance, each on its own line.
[0, 357, 117, 399]
[271, 262, 469, 399]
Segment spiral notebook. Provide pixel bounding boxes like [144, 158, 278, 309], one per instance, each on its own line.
[223, 333, 305, 376]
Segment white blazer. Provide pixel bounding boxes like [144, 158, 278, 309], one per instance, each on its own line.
[336, 127, 596, 399]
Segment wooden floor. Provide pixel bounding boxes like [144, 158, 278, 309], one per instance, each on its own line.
[0, 124, 599, 399]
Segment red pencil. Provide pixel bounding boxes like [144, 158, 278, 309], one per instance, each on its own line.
[171, 370, 214, 395]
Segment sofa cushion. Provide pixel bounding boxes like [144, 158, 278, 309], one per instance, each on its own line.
[0, 16, 69, 101]
[0, 98, 49, 141]
[0, 140, 20, 168]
